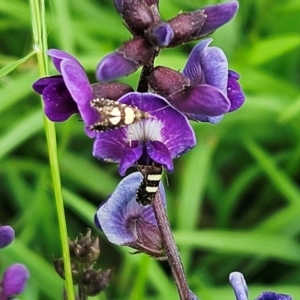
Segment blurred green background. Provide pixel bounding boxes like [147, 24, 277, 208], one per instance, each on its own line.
[1, 0, 300, 299]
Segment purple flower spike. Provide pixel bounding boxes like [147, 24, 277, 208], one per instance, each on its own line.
[201, 0, 239, 36]
[229, 272, 248, 300]
[92, 92, 196, 175]
[256, 292, 292, 300]
[0, 264, 30, 298]
[95, 172, 166, 258]
[0, 226, 15, 249]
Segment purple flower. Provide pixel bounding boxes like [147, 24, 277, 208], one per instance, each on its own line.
[229, 272, 292, 300]
[96, 37, 155, 82]
[149, 39, 245, 123]
[0, 264, 30, 300]
[162, 0, 239, 47]
[256, 292, 293, 300]
[95, 172, 166, 259]
[33, 50, 96, 125]
[92, 92, 196, 175]
[0, 226, 14, 249]
[32, 49, 133, 137]
[97, 0, 239, 82]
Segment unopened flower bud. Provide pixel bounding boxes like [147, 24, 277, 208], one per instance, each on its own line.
[53, 258, 80, 284]
[82, 269, 112, 296]
[166, 0, 239, 47]
[69, 229, 100, 267]
[91, 82, 134, 100]
[0, 264, 29, 298]
[96, 37, 155, 81]
[149, 66, 190, 97]
[113, 0, 154, 35]
[167, 10, 207, 47]
[0, 226, 15, 248]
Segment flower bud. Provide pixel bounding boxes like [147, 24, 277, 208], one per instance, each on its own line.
[1, 264, 29, 297]
[167, 10, 207, 47]
[149, 66, 190, 97]
[82, 269, 112, 296]
[113, 0, 154, 35]
[91, 82, 133, 100]
[69, 229, 100, 267]
[96, 37, 155, 81]
[0, 226, 15, 249]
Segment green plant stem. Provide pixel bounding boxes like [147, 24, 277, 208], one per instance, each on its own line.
[30, 0, 75, 298]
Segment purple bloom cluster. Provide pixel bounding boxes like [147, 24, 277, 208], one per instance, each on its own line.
[32, 0, 245, 251]
[0, 226, 29, 300]
[96, 0, 240, 81]
[31, 2, 247, 297]
[31, 0, 295, 299]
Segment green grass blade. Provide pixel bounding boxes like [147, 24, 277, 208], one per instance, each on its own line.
[0, 51, 36, 78]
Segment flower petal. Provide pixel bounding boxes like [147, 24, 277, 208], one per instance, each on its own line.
[229, 272, 248, 300]
[40, 77, 79, 122]
[227, 70, 245, 112]
[169, 84, 230, 116]
[201, 0, 239, 36]
[201, 47, 228, 93]
[147, 23, 174, 47]
[2, 264, 30, 296]
[93, 128, 129, 163]
[119, 143, 143, 176]
[96, 52, 139, 82]
[187, 113, 224, 124]
[256, 292, 292, 300]
[0, 226, 15, 248]
[183, 39, 228, 93]
[146, 141, 173, 172]
[95, 172, 166, 245]
[60, 59, 97, 125]
[183, 39, 211, 84]
[47, 49, 82, 73]
[32, 75, 62, 94]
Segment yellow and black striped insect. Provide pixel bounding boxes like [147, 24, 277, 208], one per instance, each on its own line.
[136, 164, 163, 206]
[90, 98, 150, 132]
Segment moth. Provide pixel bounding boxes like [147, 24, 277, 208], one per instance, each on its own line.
[90, 98, 150, 132]
[136, 164, 163, 206]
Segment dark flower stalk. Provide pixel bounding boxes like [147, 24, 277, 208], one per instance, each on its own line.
[152, 192, 191, 300]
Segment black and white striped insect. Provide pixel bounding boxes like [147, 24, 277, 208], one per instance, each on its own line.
[90, 98, 150, 132]
[136, 164, 163, 206]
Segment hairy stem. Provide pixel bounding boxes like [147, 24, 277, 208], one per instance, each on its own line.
[137, 48, 159, 93]
[152, 192, 191, 300]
